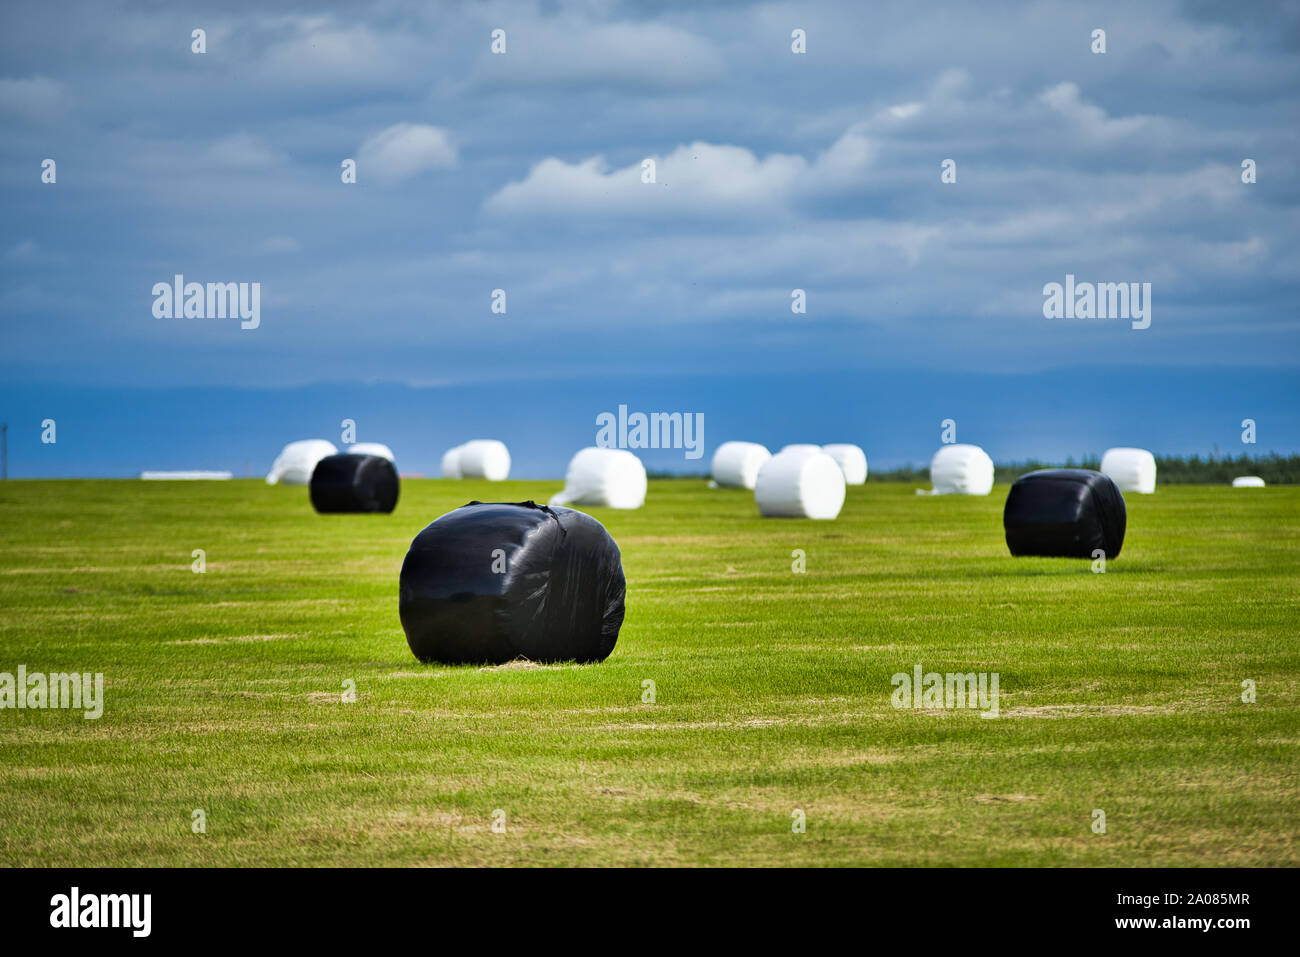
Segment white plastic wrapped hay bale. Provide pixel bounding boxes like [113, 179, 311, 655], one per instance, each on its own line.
[347, 442, 395, 462]
[711, 441, 771, 490]
[822, 444, 868, 485]
[457, 439, 511, 480]
[141, 471, 232, 480]
[549, 447, 647, 509]
[266, 439, 338, 485]
[1232, 476, 1265, 488]
[440, 445, 464, 478]
[754, 447, 846, 519]
[1100, 447, 1157, 494]
[927, 444, 994, 496]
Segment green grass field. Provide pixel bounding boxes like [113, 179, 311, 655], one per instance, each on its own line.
[1, 478, 1297, 866]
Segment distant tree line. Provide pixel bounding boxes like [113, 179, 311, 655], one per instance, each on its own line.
[868, 453, 1300, 485]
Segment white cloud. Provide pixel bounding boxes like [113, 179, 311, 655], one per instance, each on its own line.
[485, 142, 800, 216]
[357, 123, 457, 184]
[484, 65, 1192, 222]
[255, 16, 416, 88]
[1038, 82, 1152, 142]
[1188, 235, 1267, 271]
[472, 21, 723, 91]
[805, 125, 876, 187]
[485, 130, 878, 217]
[203, 133, 287, 169]
[0, 75, 66, 124]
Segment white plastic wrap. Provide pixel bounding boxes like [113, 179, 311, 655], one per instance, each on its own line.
[710, 441, 772, 489]
[440, 445, 463, 478]
[754, 447, 846, 519]
[1100, 447, 1157, 494]
[821, 444, 868, 485]
[457, 439, 511, 481]
[1232, 476, 1265, 488]
[346, 442, 395, 463]
[927, 444, 994, 496]
[549, 447, 647, 509]
[266, 439, 338, 486]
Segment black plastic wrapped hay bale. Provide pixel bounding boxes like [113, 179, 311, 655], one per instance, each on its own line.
[1003, 469, 1126, 559]
[399, 501, 626, 664]
[309, 454, 399, 514]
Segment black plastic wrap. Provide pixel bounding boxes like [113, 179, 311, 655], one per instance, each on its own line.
[399, 501, 626, 664]
[1003, 469, 1126, 558]
[310, 454, 400, 514]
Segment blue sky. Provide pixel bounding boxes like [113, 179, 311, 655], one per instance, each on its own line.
[1, 0, 1297, 477]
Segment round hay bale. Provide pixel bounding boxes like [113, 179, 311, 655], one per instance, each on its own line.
[711, 441, 771, 489]
[821, 443, 868, 485]
[549, 447, 647, 509]
[440, 445, 463, 478]
[928, 444, 994, 496]
[399, 501, 626, 664]
[457, 439, 511, 480]
[266, 439, 338, 485]
[346, 442, 395, 462]
[309, 454, 400, 513]
[1003, 469, 1125, 558]
[1232, 475, 1265, 487]
[754, 447, 846, 519]
[1100, 447, 1156, 494]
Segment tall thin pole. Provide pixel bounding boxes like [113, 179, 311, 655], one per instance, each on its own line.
[1, 423, 7, 480]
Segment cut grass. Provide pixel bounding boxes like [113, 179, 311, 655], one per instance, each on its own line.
[0, 478, 1296, 866]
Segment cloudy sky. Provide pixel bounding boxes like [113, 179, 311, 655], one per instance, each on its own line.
[1, 0, 1297, 475]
